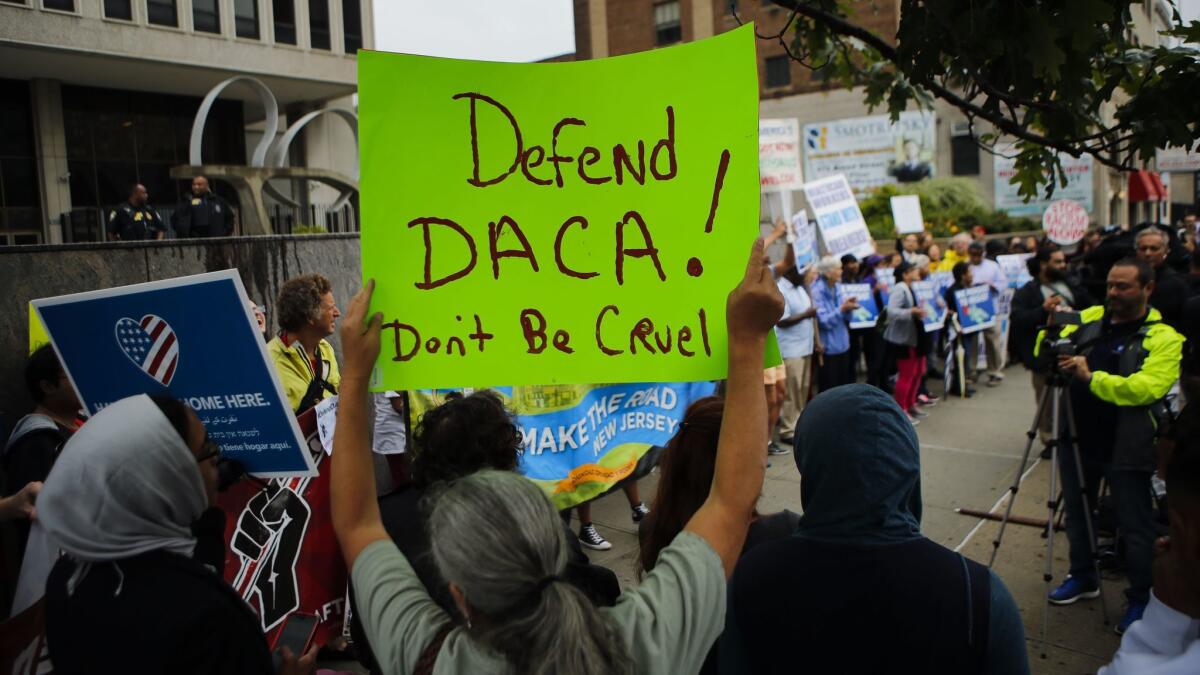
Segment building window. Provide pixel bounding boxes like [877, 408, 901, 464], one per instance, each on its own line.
[273, 0, 296, 44]
[654, 1, 682, 45]
[193, 0, 220, 33]
[146, 0, 177, 26]
[43, 0, 75, 10]
[60, 85, 245, 241]
[235, 0, 259, 38]
[342, 0, 362, 53]
[0, 79, 43, 244]
[765, 55, 791, 88]
[308, 0, 330, 50]
[103, 0, 132, 20]
[951, 135, 980, 176]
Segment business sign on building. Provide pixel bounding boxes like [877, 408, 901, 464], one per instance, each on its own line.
[802, 111, 936, 197]
[1156, 146, 1200, 173]
[994, 144, 1094, 216]
[760, 118, 804, 192]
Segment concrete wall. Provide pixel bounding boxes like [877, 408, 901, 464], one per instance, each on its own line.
[0, 234, 361, 423]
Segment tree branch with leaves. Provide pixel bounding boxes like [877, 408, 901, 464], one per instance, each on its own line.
[738, 0, 1200, 201]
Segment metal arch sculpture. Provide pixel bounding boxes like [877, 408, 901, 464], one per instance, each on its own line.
[189, 76, 280, 167]
[268, 108, 359, 210]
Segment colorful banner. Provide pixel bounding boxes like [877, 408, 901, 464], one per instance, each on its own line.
[954, 285, 997, 334]
[790, 210, 816, 270]
[802, 174, 875, 260]
[759, 118, 804, 192]
[996, 253, 1033, 290]
[802, 111, 936, 197]
[359, 27, 762, 391]
[839, 283, 879, 329]
[994, 143, 1094, 215]
[408, 382, 716, 510]
[912, 280, 946, 331]
[219, 408, 347, 649]
[32, 271, 314, 478]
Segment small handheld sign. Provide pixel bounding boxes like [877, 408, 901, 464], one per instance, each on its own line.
[1042, 199, 1089, 246]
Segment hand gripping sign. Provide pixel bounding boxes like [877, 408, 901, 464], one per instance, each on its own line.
[358, 26, 767, 391]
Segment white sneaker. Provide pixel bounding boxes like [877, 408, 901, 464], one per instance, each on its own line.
[578, 524, 612, 551]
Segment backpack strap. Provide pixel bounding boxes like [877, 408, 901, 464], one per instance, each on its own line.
[413, 623, 454, 675]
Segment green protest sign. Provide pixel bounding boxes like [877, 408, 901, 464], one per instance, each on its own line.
[359, 25, 767, 389]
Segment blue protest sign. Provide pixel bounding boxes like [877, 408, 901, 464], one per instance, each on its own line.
[912, 280, 946, 331]
[997, 254, 1033, 290]
[838, 283, 879, 329]
[33, 270, 315, 478]
[954, 285, 997, 334]
[931, 270, 955, 294]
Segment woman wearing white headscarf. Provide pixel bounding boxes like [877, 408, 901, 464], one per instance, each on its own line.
[38, 394, 311, 675]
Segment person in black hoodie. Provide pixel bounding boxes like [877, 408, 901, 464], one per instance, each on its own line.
[1010, 248, 1094, 455]
[39, 394, 312, 674]
[349, 390, 621, 675]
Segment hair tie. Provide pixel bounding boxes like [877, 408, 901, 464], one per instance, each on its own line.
[534, 574, 562, 594]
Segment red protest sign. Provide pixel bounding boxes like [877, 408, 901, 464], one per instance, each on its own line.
[219, 408, 347, 648]
[1042, 199, 1089, 245]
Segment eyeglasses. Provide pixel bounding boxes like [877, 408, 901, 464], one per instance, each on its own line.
[196, 437, 222, 464]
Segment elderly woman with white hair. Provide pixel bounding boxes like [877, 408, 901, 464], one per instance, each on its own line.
[38, 395, 314, 675]
[810, 254, 861, 391]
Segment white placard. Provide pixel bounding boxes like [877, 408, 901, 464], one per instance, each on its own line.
[890, 195, 925, 234]
[315, 394, 338, 456]
[1042, 199, 1089, 246]
[791, 210, 816, 270]
[802, 111, 936, 197]
[1156, 146, 1200, 172]
[758, 118, 806, 190]
[760, 118, 804, 192]
[994, 143, 1094, 215]
[801, 174, 875, 260]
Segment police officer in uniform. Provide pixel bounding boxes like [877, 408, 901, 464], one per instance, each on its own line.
[171, 175, 234, 238]
[108, 184, 165, 241]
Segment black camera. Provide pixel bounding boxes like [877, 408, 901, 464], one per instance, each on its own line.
[1049, 338, 1078, 359]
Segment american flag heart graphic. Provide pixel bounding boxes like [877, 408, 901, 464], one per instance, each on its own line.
[114, 315, 180, 386]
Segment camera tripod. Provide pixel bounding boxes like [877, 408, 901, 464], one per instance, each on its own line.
[986, 372, 1109, 658]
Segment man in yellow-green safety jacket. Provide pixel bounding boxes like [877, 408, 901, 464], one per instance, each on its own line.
[1035, 257, 1184, 635]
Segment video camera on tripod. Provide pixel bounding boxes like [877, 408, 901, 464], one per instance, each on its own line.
[1035, 310, 1084, 381]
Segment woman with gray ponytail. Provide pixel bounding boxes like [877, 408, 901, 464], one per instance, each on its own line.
[429, 470, 632, 675]
[331, 238, 785, 675]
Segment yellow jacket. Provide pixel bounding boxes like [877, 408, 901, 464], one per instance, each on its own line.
[267, 335, 341, 412]
[937, 248, 967, 272]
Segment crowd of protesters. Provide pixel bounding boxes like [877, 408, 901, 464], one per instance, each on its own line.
[1, 210, 1199, 673]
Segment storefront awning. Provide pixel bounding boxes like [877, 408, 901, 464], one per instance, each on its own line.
[1128, 170, 1166, 202]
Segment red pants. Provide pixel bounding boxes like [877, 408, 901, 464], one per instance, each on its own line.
[894, 346, 926, 413]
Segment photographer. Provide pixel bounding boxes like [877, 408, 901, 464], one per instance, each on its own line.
[1042, 257, 1185, 636]
[1011, 249, 1093, 456]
